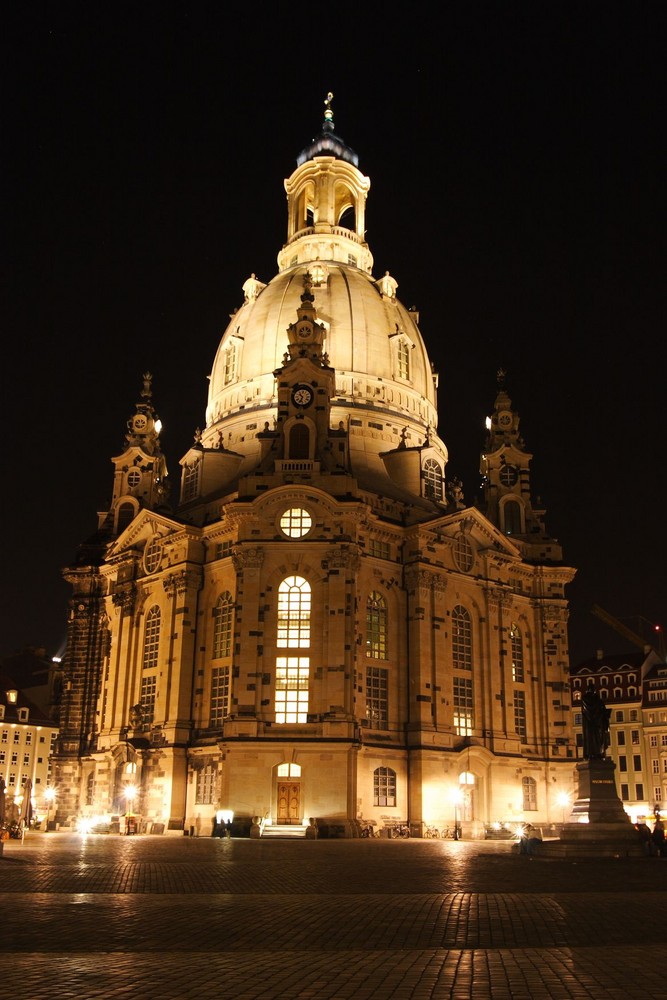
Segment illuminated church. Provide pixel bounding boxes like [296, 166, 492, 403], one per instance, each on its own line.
[53, 96, 576, 837]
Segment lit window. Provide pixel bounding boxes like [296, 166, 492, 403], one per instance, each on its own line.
[143, 538, 162, 574]
[280, 508, 312, 538]
[277, 576, 311, 648]
[275, 657, 309, 723]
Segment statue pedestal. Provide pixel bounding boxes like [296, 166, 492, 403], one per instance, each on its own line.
[537, 759, 643, 858]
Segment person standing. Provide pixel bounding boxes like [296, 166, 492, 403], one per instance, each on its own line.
[651, 815, 665, 857]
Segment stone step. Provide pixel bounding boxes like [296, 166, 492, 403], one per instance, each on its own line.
[261, 824, 307, 839]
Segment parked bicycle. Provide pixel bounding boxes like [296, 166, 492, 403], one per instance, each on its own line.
[424, 825, 440, 839]
[391, 823, 410, 839]
[359, 821, 380, 838]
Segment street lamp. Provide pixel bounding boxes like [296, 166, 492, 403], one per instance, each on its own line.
[44, 787, 56, 831]
[124, 784, 137, 835]
[557, 791, 570, 826]
[452, 788, 463, 840]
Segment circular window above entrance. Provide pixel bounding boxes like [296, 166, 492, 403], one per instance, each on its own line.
[279, 507, 312, 538]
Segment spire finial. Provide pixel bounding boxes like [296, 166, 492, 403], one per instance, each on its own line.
[496, 367, 506, 387]
[323, 91, 334, 131]
[141, 372, 153, 400]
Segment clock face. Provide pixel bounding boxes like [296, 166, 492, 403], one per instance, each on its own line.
[498, 410, 512, 428]
[133, 415, 147, 431]
[297, 324, 311, 339]
[292, 385, 314, 407]
[500, 465, 518, 487]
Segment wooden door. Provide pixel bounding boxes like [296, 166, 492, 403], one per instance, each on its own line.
[277, 781, 301, 824]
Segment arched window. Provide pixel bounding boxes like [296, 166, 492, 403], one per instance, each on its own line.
[213, 592, 234, 659]
[503, 499, 521, 535]
[143, 606, 161, 671]
[423, 459, 443, 501]
[374, 766, 396, 807]
[277, 576, 311, 648]
[510, 623, 524, 683]
[366, 592, 387, 659]
[452, 606, 472, 671]
[288, 422, 310, 460]
[275, 576, 311, 724]
[522, 776, 537, 811]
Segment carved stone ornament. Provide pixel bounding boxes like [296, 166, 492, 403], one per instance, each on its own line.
[163, 568, 203, 598]
[324, 548, 361, 571]
[111, 583, 136, 616]
[232, 547, 265, 570]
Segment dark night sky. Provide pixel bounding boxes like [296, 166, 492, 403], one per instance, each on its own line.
[2, 2, 665, 665]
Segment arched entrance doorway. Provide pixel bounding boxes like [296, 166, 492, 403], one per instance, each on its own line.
[276, 762, 301, 824]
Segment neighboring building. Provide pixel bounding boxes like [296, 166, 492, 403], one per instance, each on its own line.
[0, 672, 59, 825]
[52, 96, 577, 837]
[571, 647, 666, 821]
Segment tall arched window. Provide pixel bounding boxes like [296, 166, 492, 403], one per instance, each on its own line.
[143, 606, 161, 671]
[366, 592, 387, 659]
[522, 776, 537, 811]
[423, 459, 443, 501]
[277, 576, 311, 647]
[275, 576, 311, 723]
[452, 606, 472, 671]
[510, 623, 524, 683]
[213, 592, 234, 658]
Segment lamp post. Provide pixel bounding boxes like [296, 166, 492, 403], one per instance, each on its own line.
[44, 787, 56, 832]
[452, 788, 463, 840]
[124, 784, 137, 835]
[557, 791, 570, 827]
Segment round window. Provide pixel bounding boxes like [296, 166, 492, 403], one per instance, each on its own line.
[453, 533, 474, 573]
[143, 538, 163, 574]
[279, 507, 312, 538]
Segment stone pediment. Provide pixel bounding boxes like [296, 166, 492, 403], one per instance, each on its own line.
[106, 509, 201, 565]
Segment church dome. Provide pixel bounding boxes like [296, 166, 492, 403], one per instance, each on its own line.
[200, 95, 448, 490]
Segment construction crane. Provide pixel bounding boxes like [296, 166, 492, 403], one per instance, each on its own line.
[591, 605, 665, 657]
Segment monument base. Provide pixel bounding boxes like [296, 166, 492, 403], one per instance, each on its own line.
[536, 759, 644, 858]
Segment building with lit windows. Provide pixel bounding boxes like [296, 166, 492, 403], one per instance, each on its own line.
[570, 648, 666, 822]
[0, 673, 58, 827]
[52, 96, 578, 837]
